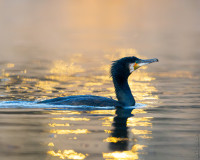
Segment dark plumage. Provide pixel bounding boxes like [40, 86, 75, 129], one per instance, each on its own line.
[111, 57, 140, 106]
[39, 56, 158, 106]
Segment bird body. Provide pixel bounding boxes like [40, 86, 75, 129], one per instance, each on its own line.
[39, 95, 121, 106]
[39, 56, 158, 107]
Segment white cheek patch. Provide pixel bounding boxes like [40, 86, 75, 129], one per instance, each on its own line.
[129, 63, 135, 73]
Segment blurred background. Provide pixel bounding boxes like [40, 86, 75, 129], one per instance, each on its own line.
[0, 0, 200, 61]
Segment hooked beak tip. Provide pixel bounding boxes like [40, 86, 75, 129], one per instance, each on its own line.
[148, 58, 159, 63]
[155, 58, 159, 62]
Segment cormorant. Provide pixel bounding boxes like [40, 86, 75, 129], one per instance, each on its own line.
[39, 56, 158, 106]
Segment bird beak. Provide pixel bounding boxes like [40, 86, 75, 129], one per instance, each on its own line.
[134, 58, 159, 70]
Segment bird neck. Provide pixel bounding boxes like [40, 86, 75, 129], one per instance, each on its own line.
[113, 77, 135, 106]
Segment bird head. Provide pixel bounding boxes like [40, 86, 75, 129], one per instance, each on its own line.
[128, 57, 159, 73]
[111, 56, 158, 79]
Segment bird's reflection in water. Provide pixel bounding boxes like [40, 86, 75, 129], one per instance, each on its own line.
[103, 107, 145, 159]
[109, 107, 134, 151]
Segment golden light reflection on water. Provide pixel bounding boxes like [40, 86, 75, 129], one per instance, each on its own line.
[104, 130, 113, 134]
[50, 129, 90, 135]
[127, 117, 153, 127]
[47, 110, 90, 159]
[47, 108, 151, 159]
[100, 116, 153, 127]
[48, 142, 55, 147]
[131, 129, 152, 135]
[48, 123, 70, 127]
[0, 48, 162, 103]
[131, 109, 147, 114]
[101, 117, 114, 127]
[103, 144, 146, 160]
[47, 60, 84, 82]
[87, 110, 115, 115]
[35, 81, 59, 94]
[52, 117, 90, 121]
[6, 63, 15, 68]
[1, 69, 10, 78]
[130, 80, 158, 102]
[104, 137, 129, 143]
[47, 150, 88, 160]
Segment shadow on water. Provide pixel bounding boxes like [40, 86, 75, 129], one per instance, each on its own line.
[102, 107, 148, 160]
[109, 107, 134, 151]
